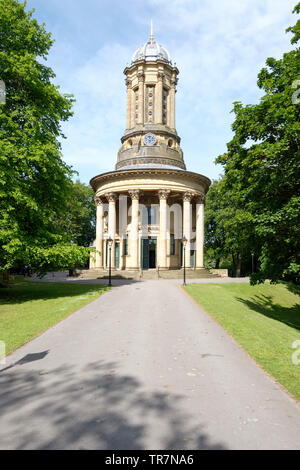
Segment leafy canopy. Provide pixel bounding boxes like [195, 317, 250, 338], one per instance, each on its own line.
[0, 0, 91, 273]
[58, 180, 96, 248]
[215, 3, 300, 283]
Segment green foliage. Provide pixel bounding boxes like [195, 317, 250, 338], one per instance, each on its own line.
[215, 4, 300, 283]
[0, 0, 91, 273]
[25, 244, 91, 276]
[286, 2, 300, 44]
[204, 180, 226, 269]
[58, 180, 96, 247]
[205, 178, 255, 276]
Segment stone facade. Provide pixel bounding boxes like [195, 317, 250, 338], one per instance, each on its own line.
[90, 31, 211, 271]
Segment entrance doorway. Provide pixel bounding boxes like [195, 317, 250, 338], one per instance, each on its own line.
[180, 242, 195, 268]
[115, 242, 120, 269]
[142, 238, 157, 270]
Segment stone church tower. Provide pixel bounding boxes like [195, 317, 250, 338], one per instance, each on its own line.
[90, 29, 210, 275]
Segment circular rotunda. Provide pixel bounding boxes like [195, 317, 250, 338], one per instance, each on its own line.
[90, 30, 211, 274]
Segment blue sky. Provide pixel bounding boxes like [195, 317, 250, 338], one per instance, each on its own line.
[25, 0, 297, 185]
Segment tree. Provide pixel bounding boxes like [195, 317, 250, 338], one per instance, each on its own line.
[59, 180, 96, 247]
[205, 180, 226, 270]
[205, 178, 256, 276]
[216, 3, 300, 283]
[0, 0, 91, 275]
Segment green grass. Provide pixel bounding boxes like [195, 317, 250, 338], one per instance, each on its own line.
[184, 282, 300, 401]
[0, 277, 109, 356]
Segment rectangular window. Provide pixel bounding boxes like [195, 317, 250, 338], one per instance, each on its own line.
[142, 205, 158, 226]
[124, 236, 128, 255]
[163, 88, 168, 124]
[148, 206, 157, 225]
[170, 234, 175, 255]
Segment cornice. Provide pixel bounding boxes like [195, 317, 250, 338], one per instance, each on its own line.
[90, 168, 211, 193]
[121, 126, 179, 143]
[124, 60, 179, 76]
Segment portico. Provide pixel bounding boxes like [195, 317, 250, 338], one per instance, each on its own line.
[90, 168, 209, 271]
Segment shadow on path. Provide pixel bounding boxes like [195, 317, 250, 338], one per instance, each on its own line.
[0, 359, 226, 450]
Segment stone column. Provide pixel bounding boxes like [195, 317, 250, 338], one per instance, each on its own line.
[167, 89, 171, 128]
[183, 192, 194, 268]
[126, 79, 132, 129]
[170, 77, 177, 129]
[196, 195, 205, 268]
[95, 196, 104, 268]
[128, 190, 140, 269]
[131, 87, 136, 127]
[106, 192, 117, 269]
[89, 246, 96, 269]
[138, 226, 142, 273]
[158, 189, 170, 269]
[155, 71, 164, 124]
[119, 237, 124, 270]
[137, 72, 144, 125]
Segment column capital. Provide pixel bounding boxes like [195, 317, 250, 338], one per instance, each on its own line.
[105, 192, 117, 203]
[182, 191, 195, 202]
[137, 72, 145, 82]
[94, 196, 104, 206]
[128, 189, 141, 200]
[125, 78, 132, 89]
[171, 77, 178, 88]
[158, 189, 171, 200]
[196, 194, 206, 205]
[157, 72, 165, 82]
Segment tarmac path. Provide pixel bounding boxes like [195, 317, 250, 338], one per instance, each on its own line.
[1, 279, 300, 450]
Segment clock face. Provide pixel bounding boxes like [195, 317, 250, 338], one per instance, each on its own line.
[144, 133, 156, 146]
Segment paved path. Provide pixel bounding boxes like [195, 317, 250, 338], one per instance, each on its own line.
[1, 280, 300, 450]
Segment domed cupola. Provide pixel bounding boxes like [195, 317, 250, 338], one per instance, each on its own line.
[132, 22, 172, 64]
[117, 24, 185, 172]
[132, 40, 171, 64]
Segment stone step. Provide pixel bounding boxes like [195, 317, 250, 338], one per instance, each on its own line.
[157, 269, 220, 280]
[75, 268, 221, 281]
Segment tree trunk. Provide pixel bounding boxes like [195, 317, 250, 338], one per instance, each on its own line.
[235, 253, 242, 277]
[215, 258, 220, 269]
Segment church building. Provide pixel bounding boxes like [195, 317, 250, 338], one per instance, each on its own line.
[90, 28, 211, 275]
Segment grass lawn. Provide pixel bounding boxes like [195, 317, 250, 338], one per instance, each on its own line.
[184, 282, 300, 401]
[0, 277, 109, 356]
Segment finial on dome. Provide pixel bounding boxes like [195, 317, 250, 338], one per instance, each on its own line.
[150, 20, 154, 43]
